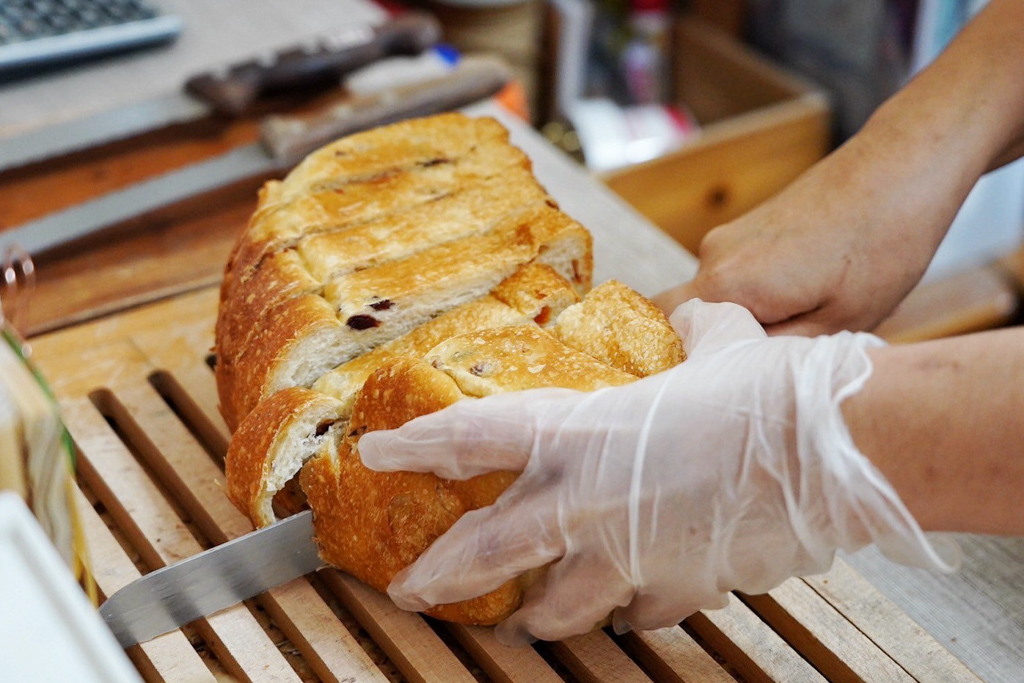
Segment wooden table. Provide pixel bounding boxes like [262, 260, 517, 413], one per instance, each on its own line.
[1, 6, 1022, 682]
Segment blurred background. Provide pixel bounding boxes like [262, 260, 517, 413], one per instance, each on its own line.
[429, 0, 1019, 284]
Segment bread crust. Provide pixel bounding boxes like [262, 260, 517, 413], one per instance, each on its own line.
[426, 325, 636, 398]
[554, 280, 686, 377]
[217, 294, 343, 431]
[225, 387, 345, 527]
[301, 356, 523, 625]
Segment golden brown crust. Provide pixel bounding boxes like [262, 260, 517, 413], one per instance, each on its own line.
[217, 294, 343, 431]
[229, 116, 533, 287]
[425, 325, 637, 398]
[215, 249, 320, 373]
[489, 261, 581, 324]
[296, 172, 549, 282]
[301, 356, 522, 626]
[225, 387, 344, 526]
[555, 280, 686, 377]
[280, 114, 517, 201]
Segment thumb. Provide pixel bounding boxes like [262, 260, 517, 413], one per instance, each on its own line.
[357, 388, 581, 479]
[670, 299, 767, 356]
[651, 281, 698, 317]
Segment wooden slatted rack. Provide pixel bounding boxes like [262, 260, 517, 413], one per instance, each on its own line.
[28, 285, 985, 683]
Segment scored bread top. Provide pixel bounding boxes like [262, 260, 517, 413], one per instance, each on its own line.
[215, 113, 593, 431]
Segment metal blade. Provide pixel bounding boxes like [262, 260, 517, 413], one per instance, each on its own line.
[0, 92, 210, 174]
[0, 142, 280, 255]
[0, 14, 441, 174]
[100, 510, 323, 648]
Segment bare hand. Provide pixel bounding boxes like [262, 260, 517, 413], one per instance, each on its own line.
[653, 131, 970, 335]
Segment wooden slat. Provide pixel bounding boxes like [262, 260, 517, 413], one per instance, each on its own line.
[61, 395, 300, 682]
[550, 630, 654, 683]
[686, 593, 827, 683]
[40, 328, 387, 683]
[105, 376, 388, 683]
[874, 264, 1017, 343]
[804, 559, 983, 682]
[322, 570, 479, 683]
[742, 579, 916, 683]
[620, 627, 734, 683]
[72, 486, 214, 683]
[133, 321, 483, 683]
[449, 624, 564, 683]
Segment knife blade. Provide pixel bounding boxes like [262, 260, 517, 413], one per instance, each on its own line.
[0, 56, 512, 256]
[101, 510, 324, 649]
[0, 12, 441, 174]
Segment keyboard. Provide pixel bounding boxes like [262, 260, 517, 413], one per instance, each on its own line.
[0, 0, 182, 79]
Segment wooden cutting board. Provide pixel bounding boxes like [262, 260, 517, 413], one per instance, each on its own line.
[27, 284, 982, 683]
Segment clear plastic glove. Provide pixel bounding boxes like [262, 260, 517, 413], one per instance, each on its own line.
[358, 300, 957, 645]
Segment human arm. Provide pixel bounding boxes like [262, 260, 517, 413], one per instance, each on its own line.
[354, 300, 1024, 644]
[654, 0, 1024, 335]
[844, 326, 1024, 536]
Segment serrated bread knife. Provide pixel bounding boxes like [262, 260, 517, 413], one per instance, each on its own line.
[0, 55, 511, 256]
[100, 510, 326, 648]
[0, 13, 441, 174]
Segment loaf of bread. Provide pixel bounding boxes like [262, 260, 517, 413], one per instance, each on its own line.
[218, 113, 685, 626]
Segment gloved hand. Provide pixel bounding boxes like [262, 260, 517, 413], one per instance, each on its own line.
[357, 299, 957, 645]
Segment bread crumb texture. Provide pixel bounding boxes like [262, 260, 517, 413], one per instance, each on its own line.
[218, 113, 684, 625]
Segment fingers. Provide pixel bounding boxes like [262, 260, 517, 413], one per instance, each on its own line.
[670, 299, 767, 356]
[358, 388, 580, 479]
[387, 484, 565, 611]
[495, 554, 636, 646]
[764, 316, 837, 338]
[611, 587, 727, 635]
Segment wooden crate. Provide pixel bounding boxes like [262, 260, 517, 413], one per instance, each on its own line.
[601, 17, 831, 255]
[29, 286, 983, 682]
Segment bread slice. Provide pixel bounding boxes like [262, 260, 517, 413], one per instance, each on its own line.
[312, 263, 581, 417]
[554, 279, 686, 377]
[218, 205, 591, 429]
[225, 387, 345, 527]
[300, 325, 641, 626]
[225, 264, 580, 526]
